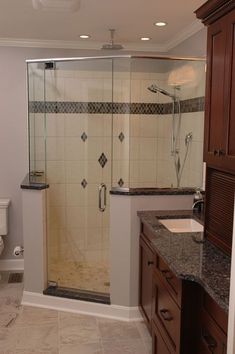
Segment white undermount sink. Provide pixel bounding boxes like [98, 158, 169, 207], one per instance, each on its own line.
[159, 218, 204, 233]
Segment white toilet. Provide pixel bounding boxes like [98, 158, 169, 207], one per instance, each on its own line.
[0, 199, 10, 256]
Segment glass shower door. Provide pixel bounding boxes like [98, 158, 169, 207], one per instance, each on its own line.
[45, 59, 112, 297]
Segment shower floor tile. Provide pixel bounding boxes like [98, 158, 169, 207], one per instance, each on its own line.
[48, 260, 110, 294]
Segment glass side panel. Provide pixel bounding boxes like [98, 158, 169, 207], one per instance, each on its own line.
[44, 59, 113, 294]
[27, 62, 46, 182]
[129, 57, 206, 189]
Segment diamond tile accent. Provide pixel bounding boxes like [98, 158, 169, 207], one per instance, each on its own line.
[81, 179, 88, 188]
[81, 132, 87, 142]
[118, 178, 124, 187]
[118, 132, 125, 143]
[98, 153, 108, 168]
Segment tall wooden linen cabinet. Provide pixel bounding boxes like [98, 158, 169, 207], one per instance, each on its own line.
[196, 0, 235, 255]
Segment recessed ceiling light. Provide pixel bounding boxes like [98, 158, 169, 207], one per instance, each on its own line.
[141, 37, 151, 41]
[79, 34, 91, 39]
[154, 21, 167, 27]
[32, 0, 80, 12]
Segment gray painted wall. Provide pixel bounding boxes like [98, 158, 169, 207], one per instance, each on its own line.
[168, 28, 207, 58]
[0, 27, 206, 260]
[0, 46, 106, 259]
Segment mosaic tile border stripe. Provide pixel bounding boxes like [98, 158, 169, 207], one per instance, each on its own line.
[29, 96, 205, 115]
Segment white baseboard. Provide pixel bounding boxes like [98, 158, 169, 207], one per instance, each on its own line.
[22, 291, 142, 322]
[0, 259, 24, 271]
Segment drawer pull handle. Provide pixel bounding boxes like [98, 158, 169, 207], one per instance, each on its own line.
[218, 149, 225, 156]
[159, 309, 173, 321]
[202, 330, 217, 350]
[148, 261, 154, 266]
[213, 149, 219, 155]
[161, 269, 173, 280]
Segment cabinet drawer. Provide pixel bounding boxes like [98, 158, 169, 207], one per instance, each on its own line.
[154, 255, 182, 307]
[202, 290, 228, 335]
[198, 309, 227, 354]
[152, 320, 173, 354]
[152, 271, 181, 353]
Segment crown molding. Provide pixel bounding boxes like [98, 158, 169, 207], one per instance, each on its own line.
[0, 38, 104, 50]
[164, 20, 204, 51]
[0, 37, 166, 52]
[0, 21, 203, 53]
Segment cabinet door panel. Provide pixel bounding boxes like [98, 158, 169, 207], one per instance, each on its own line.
[200, 309, 227, 354]
[204, 17, 227, 166]
[224, 8, 235, 171]
[152, 321, 172, 354]
[139, 235, 154, 333]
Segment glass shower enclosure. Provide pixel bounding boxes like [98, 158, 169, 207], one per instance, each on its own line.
[27, 56, 205, 302]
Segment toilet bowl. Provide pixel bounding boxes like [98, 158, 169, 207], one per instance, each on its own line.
[0, 199, 10, 256]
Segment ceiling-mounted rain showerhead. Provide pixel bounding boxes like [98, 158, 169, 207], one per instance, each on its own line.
[101, 29, 124, 50]
[147, 84, 177, 100]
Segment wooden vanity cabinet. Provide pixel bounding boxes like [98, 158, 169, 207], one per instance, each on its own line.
[196, 290, 228, 354]
[152, 321, 172, 354]
[139, 233, 154, 333]
[195, 0, 235, 255]
[139, 227, 200, 354]
[139, 226, 228, 354]
[152, 270, 181, 353]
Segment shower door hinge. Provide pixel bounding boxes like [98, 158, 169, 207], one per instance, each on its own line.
[48, 280, 58, 288]
[44, 62, 56, 70]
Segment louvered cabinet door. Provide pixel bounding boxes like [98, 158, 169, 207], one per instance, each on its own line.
[205, 168, 235, 255]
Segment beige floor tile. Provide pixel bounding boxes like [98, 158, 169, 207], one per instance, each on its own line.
[6, 324, 58, 351]
[0, 295, 21, 312]
[134, 322, 152, 354]
[0, 311, 18, 327]
[59, 343, 103, 354]
[14, 306, 58, 327]
[0, 328, 10, 353]
[0, 284, 23, 299]
[0, 275, 152, 354]
[135, 321, 151, 341]
[98, 319, 141, 342]
[59, 312, 100, 345]
[102, 339, 147, 354]
[5, 350, 59, 354]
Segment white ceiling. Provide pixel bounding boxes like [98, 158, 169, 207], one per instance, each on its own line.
[0, 0, 205, 51]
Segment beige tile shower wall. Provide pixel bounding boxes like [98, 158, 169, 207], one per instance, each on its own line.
[129, 67, 205, 188]
[112, 114, 130, 188]
[28, 66, 45, 175]
[112, 69, 130, 189]
[130, 72, 166, 188]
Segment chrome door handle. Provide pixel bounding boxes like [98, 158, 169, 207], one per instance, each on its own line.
[99, 183, 106, 212]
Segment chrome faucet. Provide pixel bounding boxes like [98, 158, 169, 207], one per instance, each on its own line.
[192, 199, 204, 212]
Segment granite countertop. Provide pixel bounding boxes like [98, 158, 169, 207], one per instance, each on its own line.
[138, 210, 231, 313]
[21, 173, 49, 190]
[110, 187, 196, 196]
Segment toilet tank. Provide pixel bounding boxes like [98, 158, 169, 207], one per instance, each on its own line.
[0, 199, 10, 235]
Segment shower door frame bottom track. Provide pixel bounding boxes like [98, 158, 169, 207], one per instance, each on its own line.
[43, 286, 111, 305]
